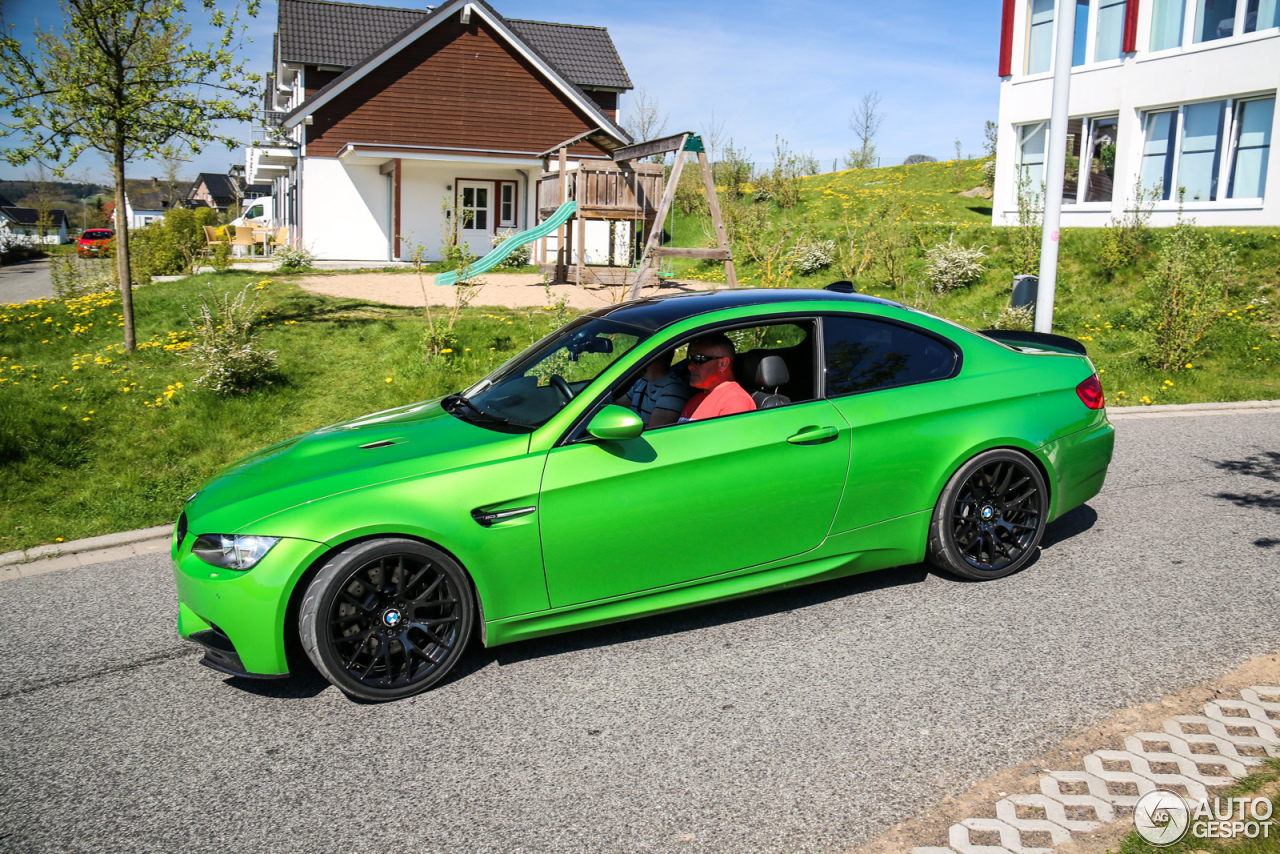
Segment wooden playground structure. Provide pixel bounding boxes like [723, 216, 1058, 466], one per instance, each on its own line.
[537, 131, 738, 298]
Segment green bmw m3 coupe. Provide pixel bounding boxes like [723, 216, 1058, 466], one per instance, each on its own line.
[172, 287, 1114, 701]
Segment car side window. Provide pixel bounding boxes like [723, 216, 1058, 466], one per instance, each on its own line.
[822, 315, 958, 396]
[616, 320, 818, 431]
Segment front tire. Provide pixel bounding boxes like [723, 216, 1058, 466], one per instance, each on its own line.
[927, 449, 1047, 580]
[299, 538, 474, 701]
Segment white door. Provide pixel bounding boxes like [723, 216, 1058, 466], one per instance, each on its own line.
[457, 181, 493, 258]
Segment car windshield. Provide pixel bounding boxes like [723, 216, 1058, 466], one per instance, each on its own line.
[446, 317, 648, 431]
[83, 230, 112, 239]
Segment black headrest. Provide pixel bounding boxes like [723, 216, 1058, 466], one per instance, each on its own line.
[755, 354, 789, 388]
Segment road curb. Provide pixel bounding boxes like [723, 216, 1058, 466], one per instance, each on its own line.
[1108, 399, 1280, 419]
[1, 525, 172, 580]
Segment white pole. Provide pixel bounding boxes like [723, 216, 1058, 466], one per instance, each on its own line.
[1034, 0, 1078, 334]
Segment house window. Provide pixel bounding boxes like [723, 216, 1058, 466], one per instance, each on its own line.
[1140, 96, 1273, 202]
[1179, 100, 1227, 200]
[1150, 0, 1188, 48]
[1244, 0, 1280, 31]
[1140, 109, 1179, 199]
[1094, 0, 1128, 59]
[499, 183, 516, 228]
[1228, 97, 1275, 198]
[1194, 0, 1238, 41]
[1084, 116, 1120, 201]
[1151, 0, 1277, 49]
[1017, 122, 1048, 194]
[1027, 0, 1056, 73]
[1072, 0, 1091, 65]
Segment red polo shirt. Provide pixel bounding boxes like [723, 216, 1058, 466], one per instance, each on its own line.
[680, 381, 756, 421]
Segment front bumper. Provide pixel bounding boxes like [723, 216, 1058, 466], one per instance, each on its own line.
[172, 533, 328, 676]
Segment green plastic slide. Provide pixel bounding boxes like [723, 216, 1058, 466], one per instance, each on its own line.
[434, 200, 576, 286]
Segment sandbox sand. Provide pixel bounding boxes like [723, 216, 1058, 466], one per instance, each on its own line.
[290, 271, 713, 310]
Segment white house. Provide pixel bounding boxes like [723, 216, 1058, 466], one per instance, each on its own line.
[0, 204, 69, 244]
[992, 0, 1278, 226]
[246, 0, 634, 263]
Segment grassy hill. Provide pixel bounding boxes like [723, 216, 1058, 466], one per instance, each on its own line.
[666, 158, 1279, 407]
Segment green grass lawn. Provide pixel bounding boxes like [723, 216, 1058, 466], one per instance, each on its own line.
[0, 271, 565, 552]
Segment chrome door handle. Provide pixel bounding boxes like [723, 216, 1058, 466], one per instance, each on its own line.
[787, 426, 839, 445]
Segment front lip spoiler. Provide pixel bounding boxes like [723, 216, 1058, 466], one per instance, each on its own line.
[187, 629, 288, 681]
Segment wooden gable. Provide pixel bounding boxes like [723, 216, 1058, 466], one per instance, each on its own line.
[305, 17, 612, 158]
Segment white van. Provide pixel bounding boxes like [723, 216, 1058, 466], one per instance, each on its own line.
[231, 197, 273, 228]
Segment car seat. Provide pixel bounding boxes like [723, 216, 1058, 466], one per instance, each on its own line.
[752, 355, 790, 409]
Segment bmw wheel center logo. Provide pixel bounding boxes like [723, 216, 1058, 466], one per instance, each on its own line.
[382, 609, 402, 628]
[981, 505, 995, 520]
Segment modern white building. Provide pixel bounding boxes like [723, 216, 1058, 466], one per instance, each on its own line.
[993, 0, 1278, 226]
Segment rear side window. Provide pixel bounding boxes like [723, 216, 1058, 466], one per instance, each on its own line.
[822, 315, 958, 396]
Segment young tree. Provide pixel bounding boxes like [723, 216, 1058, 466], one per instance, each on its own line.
[623, 87, 669, 164]
[0, 0, 260, 351]
[845, 91, 885, 170]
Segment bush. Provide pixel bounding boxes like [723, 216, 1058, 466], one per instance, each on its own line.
[990, 303, 1035, 331]
[130, 207, 219, 281]
[50, 254, 117, 299]
[981, 158, 997, 188]
[789, 237, 836, 274]
[491, 229, 532, 267]
[925, 234, 987, 293]
[273, 244, 314, 272]
[1143, 224, 1234, 372]
[182, 283, 279, 394]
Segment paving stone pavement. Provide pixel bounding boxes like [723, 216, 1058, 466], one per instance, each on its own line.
[912, 686, 1280, 854]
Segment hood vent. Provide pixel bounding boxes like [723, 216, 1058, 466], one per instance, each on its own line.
[359, 438, 406, 450]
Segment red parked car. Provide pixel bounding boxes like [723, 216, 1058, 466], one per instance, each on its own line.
[77, 229, 114, 257]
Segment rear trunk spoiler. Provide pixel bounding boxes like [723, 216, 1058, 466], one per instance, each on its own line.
[978, 329, 1088, 356]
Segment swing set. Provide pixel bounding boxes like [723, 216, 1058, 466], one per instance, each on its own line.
[536, 131, 738, 300]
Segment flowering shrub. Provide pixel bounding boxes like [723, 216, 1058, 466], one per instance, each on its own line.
[788, 237, 836, 274]
[51, 255, 117, 299]
[990, 303, 1035, 331]
[182, 283, 278, 394]
[491, 229, 532, 267]
[273, 244, 314, 272]
[925, 234, 987, 293]
[0, 226, 39, 259]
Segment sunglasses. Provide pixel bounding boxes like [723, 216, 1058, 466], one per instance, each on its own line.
[688, 354, 727, 365]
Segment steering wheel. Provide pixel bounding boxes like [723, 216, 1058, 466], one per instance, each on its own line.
[550, 374, 575, 403]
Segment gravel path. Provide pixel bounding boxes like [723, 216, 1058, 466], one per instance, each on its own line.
[1, 411, 1277, 854]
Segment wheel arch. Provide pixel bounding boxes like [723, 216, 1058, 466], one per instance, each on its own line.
[281, 531, 488, 674]
[934, 440, 1055, 518]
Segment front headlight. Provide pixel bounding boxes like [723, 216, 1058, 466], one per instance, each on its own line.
[191, 534, 281, 570]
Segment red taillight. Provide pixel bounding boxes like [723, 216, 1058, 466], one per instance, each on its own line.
[1076, 374, 1105, 409]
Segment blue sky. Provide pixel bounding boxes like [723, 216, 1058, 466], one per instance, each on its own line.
[1, 0, 1002, 182]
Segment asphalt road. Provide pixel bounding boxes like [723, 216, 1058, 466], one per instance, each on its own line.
[0, 257, 53, 303]
[1, 412, 1277, 854]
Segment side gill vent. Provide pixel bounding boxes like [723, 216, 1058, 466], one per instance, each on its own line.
[359, 438, 406, 450]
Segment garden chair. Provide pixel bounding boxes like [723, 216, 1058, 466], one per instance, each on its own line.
[202, 225, 225, 257]
[231, 225, 256, 257]
[269, 227, 289, 253]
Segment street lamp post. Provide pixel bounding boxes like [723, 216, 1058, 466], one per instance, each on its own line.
[1034, 0, 1078, 334]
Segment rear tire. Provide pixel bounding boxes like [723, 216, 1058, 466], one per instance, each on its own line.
[927, 449, 1047, 581]
[299, 538, 474, 701]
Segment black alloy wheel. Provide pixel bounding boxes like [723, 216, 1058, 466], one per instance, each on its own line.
[300, 539, 474, 701]
[927, 449, 1048, 580]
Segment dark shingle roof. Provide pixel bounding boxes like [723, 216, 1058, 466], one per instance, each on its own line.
[1, 207, 69, 228]
[507, 19, 631, 90]
[191, 172, 238, 202]
[0, 194, 14, 208]
[277, 0, 631, 90]
[279, 0, 425, 68]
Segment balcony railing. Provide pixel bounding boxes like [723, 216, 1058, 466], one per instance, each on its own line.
[251, 126, 298, 148]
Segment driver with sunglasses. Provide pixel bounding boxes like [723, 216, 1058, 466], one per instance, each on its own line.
[679, 333, 757, 422]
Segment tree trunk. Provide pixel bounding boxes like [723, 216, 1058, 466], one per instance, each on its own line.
[112, 146, 136, 352]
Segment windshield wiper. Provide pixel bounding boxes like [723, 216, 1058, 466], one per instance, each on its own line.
[442, 393, 508, 424]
